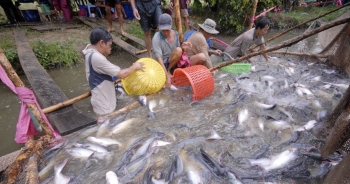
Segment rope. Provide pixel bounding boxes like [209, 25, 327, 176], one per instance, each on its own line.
[221, 52, 234, 60]
[250, 6, 275, 23]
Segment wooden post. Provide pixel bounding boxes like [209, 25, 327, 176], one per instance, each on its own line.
[174, 0, 184, 43]
[0, 47, 54, 138]
[248, 0, 259, 30]
[24, 156, 39, 184]
[2, 135, 52, 184]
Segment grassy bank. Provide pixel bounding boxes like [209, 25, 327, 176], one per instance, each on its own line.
[0, 26, 89, 73]
[267, 5, 350, 29]
[189, 4, 349, 32]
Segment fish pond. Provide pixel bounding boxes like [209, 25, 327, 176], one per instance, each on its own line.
[34, 30, 350, 183]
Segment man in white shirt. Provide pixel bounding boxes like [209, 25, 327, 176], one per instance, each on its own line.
[83, 27, 144, 115]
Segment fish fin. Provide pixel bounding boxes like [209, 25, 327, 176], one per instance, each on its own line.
[59, 174, 71, 183]
[54, 159, 70, 183]
[149, 112, 155, 120]
[54, 158, 69, 174]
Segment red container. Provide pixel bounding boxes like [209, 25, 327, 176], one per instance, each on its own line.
[61, 0, 72, 20]
[78, 8, 86, 16]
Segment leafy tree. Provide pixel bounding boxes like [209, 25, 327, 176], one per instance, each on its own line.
[197, 0, 280, 33]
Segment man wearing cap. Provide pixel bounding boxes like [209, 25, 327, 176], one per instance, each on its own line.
[223, 17, 271, 62]
[185, 18, 222, 68]
[130, 0, 162, 58]
[152, 14, 204, 88]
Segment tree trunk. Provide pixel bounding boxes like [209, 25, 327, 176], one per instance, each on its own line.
[2, 135, 52, 184]
[24, 156, 39, 184]
[174, 0, 184, 43]
[248, 0, 258, 30]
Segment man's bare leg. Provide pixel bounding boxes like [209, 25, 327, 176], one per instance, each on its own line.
[189, 53, 205, 66]
[168, 47, 182, 71]
[183, 16, 189, 33]
[115, 3, 125, 35]
[121, 5, 126, 18]
[144, 29, 152, 58]
[105, 6, 114, 32]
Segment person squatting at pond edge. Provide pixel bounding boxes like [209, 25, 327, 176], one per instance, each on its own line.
[130, 0, 162, 58]
[83, 27, 145, 115]
[185, 18, 222, 68]
[224, 17, 271, 62]
[152, 13, 204, 88]
[170, 0, 190, 33]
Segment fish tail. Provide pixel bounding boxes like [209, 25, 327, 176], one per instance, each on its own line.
[149, 112, 155, 120]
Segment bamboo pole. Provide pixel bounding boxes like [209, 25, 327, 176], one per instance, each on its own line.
[42, 79, 121, 114]
[248, 0, 259, 30]
[210, 17, 350, 72]
[269, 51, 327, 58]
[0, 48, 54, 138]
[250, 2, 350, 51]
[174, 0, 184, 43]
[135, 49, 148, 55]
[2, 135, 52, 184]
[103, 94, 155, 120]
[42, 91, 91, 114]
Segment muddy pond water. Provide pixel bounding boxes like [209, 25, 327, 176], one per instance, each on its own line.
[0, 29, 347, 183]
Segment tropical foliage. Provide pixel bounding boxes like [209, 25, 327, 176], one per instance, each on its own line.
[31, 40, 80, 69]
[192, 0, 279, 33]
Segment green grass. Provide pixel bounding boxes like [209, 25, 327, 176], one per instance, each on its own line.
[125, 20, 144, 40]
[31, 39, 80, 69]
[268, 5, 349, 29]
[288, 5, 348, 22]
[0, 27, 82, 73]
[0, 29, 22, 73]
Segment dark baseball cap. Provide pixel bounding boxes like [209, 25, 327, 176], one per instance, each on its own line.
[159, 13, 172, 31]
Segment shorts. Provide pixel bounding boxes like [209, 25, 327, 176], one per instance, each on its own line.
[105, 0, 121, 7]
[164, 58, 177, 74]
[171, 9, 189, 18]
[136, 0, 162, 32]
[164, 57, 170, 70]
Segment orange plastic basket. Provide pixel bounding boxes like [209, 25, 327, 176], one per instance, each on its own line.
[171, 65, 214, 101]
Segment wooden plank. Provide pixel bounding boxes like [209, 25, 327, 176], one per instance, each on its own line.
[76, 16, 148, 58]
[85, 17, 146, 47]
[14, 29, 96, 135]
[30, 24, 78, 31]
[118, 31, 146, 47]
[19, 22, 42, 26]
